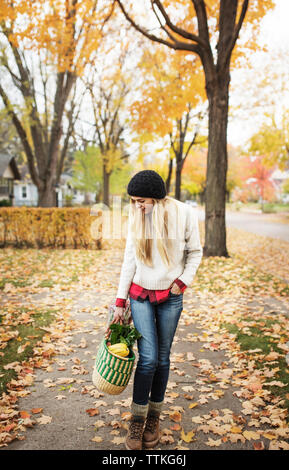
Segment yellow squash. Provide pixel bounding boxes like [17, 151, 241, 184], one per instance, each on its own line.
[108, 342, 130, 357]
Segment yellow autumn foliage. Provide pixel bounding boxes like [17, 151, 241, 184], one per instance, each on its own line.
[0, 207, 103, 249]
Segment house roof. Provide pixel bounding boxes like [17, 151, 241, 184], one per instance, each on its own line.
[0, 153, 21, 180]
[17, 163, 31, 181]
[15, 164, 74, 186]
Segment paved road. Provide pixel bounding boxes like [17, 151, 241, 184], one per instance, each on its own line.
[197, 209, 289, 242]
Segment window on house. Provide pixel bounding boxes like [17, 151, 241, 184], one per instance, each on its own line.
[22, 185, 27, 198]
[0, 177, 9, 195]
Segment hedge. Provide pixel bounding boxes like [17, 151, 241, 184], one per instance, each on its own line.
[0, 207, 103, 249]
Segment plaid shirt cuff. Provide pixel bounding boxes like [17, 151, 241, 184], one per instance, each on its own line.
[174, 278, 187, 292]
[115, 298, 126, 308]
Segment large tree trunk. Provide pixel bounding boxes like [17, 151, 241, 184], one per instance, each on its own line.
[115, 0, 251, 257]
[204, 74, 230, 257]
[38, 183, 57, 207]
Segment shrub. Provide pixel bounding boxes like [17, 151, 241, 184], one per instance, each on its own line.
[0, 207, 103, 249]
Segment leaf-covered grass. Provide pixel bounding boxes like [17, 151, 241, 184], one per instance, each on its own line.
[194, 255, 289, 297]
[0, 306, 57, 395]
[221, 316, 289, 420]
[0, 247, 102, 291]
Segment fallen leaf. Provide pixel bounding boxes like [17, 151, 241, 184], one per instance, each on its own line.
[189, 403, 198, 409]
[111, 436, 126, 445]
[253, 441, 265, 450]
[206, 437, 222, 447]
[181, 428, 195, 443]
[243, 430, 260, 440]
[36, 415, 52, 425]
[86, 408, 99, 417]
[230, 426, 243, 434]
[30, 408, 43, 414]
[263, 432, 276, 440]
[91, 436, 103, 442]
[169, 411, 182, 422]
[264, 351, 279, 361]
[170, 423, 182, 431]
[107, 408, 120, 416]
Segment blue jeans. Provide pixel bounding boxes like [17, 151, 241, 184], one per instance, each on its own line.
[129, 292, 183, 405]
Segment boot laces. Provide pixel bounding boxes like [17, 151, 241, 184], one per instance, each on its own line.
[145, 414, 159, 433]
[129, 419, 144, 440]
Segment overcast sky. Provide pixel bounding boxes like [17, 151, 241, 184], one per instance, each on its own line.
[228, 0, 289, 147]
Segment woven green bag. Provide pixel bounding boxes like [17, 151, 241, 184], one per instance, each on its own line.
[92, 338, 135, 395]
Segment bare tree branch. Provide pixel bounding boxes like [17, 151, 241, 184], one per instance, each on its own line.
[191, 0, 211, 48]
[151, 1, 184, 45]
[152, 0, 207, 48]
[0, 82, 40, 186]
[114, 0, 202, 55]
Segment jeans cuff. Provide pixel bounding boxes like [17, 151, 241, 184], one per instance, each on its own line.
[148, 399, 164, 414]
[131, 401, 149, 418]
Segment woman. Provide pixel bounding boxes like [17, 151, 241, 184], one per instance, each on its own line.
[110, 170, 203, 450]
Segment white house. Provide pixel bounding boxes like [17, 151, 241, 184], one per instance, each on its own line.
[270, 168, 289, 202]
[13, 163, 96, 207]
[0, 153, 21, 205]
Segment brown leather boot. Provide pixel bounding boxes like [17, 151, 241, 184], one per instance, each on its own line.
[142, 412, 160, 448]
[125, 416, 146, 450]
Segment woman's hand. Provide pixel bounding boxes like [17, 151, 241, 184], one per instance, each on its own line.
[105, 306, 125, 339]
[170, 282, 182, 295]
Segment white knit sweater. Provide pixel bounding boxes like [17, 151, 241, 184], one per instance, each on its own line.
[116, 198, 203, 299]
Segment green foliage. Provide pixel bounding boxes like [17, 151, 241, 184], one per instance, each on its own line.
[181, 180, 200, 196]
[108, 323, 142, 349]
[71, 145, 102, 194]
[221, 317, 289, 421]
[64, 194, 74, 206]
[0, 307, 57, 394]
[248, 111, 289, 171]
[282, 178, 289, 195]
[110, 163, 134, 196]
[0, 199, 12, 207]
[262, 203, 277, 213]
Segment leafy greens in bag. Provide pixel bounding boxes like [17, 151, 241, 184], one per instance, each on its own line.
[108, 323, 142, 349]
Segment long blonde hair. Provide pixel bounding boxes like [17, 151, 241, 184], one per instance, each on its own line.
[128, 195, 179, 269]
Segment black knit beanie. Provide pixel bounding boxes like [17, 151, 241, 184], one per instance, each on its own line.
[127, 170, 167, 199]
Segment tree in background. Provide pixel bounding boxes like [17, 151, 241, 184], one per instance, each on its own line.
[114, 0, 276, 257]
[282, 179, 289, 198]
[0, 109, 24, 159]
[71, 145, 102, 204]
[245, 155, 276, 210]
[129, 45, 207, 200]
[84, 42, 136, 207]
[0, 0, 114, 206]
[71, 144, 135, 205]
[229, 49, 289, 173]
[226, 144, 245, 202]
[248, 111, 289, 171]
[110, 163, 135, 200]
[181, 146, 206, 201]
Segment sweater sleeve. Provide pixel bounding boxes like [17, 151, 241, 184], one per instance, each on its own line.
[116, 223, 136, 300]
[177, 206, 203, 288]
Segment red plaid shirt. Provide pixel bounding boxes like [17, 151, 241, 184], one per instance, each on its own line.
[115, 278, 187, 307]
